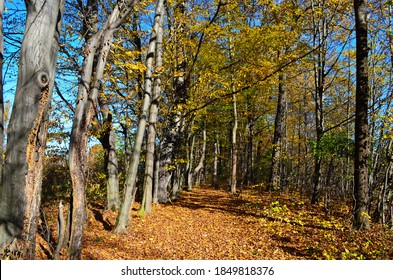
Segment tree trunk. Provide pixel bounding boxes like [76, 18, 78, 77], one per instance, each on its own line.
[141, 0, 165, 214]
[54, 201, 65, 260]
[152, 148, 160, 204]
[99, 102, 120, 211]
[186, 133, 195, 191]
[213, 132, 219, 188]
[68, 1, 138, 259]
[115, 0, 164, 231]
[269, 69, 285, 191]
[311, 0, 326, 204]
[157, 140, 171, 203]
[0, 0, 4, 181]
[353, 0, 370, 230]
[231, 92, 238, 194]
[0, 0, 64, 259]
[83, 0, 120, 212]
[194, 127, 206, 186]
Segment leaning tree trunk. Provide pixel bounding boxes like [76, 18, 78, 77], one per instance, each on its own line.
[114, 0, 164, 231]
[68, 1, 138, 259]
[353, 0, 370, 230]
[0, 0, 64, 259]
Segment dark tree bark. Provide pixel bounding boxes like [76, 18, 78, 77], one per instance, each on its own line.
[310, 0, 327, 204]
[268, 69, 285, 191]
[0, 0, 65, 259]
[353, 0, 370, 230]
[98, 102, 120, 211]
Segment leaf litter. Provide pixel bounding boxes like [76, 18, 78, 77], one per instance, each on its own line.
[37, 185, 393, 260]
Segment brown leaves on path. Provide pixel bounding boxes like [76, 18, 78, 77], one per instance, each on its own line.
[38, 185, 393, 260]
[82, 186, 288, 260]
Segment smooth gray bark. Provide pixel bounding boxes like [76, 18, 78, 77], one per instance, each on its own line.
[99, 102, 120, 211]
[115, 0, 164, 231]
[141, 0, 164, 213]
[0, 0, 64, 259]
[231, 91, 238, 194]
[194, 127, 206, 186]
[213, 132, 219, 188]
[54, 201, 65, 260]
[157, 140, 171, 203]
[152, 148, 160, 203]
[186, 132, 195, 191]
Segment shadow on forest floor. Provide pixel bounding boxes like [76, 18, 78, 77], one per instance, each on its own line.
[37, 185, 393, 260]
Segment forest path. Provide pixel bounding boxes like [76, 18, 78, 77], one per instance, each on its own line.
[82, 186, 313, 259]
[38, 185, 393, 260]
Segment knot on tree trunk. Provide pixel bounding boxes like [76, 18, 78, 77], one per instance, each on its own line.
[34, 71, 50, 89]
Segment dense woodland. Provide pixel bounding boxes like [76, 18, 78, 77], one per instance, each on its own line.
[0, 0, 392, 260]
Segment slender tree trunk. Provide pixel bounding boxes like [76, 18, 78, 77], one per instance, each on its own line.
[269, 69, 286, 191]
[141, 0, 165, 214]
[54, 201, 65, 260]
[194, 127, 206, 186]
[213, 132, 219, 188]
[68, 1, 138, 259]
[246, 113, 254, 185]
[353, 0, 370, 230]
[152, 148, 160, 204]
[0, 0, 64, 259]
[186, 133, 196, 191]
[311, 0, 326, 204]
[83, 0, 120, 212]
[164, 0, 190, 200]
[157, 140, 171, 203]
[231, 92, 238, 194]
[99, 102, 120, 211]
[115, 0, 164, 231]
[377, 140, 392, 224]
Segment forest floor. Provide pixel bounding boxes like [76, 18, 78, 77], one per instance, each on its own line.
[38, 185, 393, 260]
